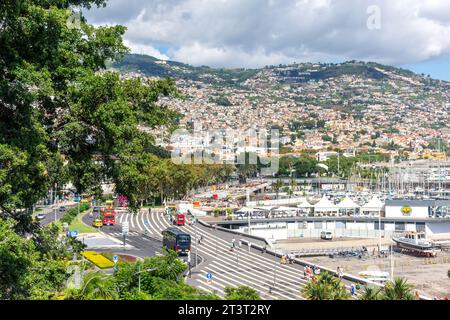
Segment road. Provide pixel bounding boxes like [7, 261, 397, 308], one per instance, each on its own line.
[81, 212, 202, 264]
[39, 202, 76, 226]
[105, 209, 361, 300]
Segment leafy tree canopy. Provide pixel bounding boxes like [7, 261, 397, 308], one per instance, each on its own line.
[0, 0, 180, 227]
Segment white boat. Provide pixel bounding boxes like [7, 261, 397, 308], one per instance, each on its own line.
[358, 270, 390, 283]
[392, 232, 441, 254]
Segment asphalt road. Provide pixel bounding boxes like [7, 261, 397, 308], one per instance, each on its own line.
[81, 212, 202, 264]
[38, 202, 77, 226]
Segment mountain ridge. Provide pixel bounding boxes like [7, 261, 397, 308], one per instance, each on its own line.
[109, 53, 448, 88]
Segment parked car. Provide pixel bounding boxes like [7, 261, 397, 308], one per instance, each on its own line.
[320, 231, 333, 240]
[37, 213, 46, 220]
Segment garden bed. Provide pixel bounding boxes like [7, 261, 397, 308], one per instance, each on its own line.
[82, 251, 115, 269]
[101, 252, 138, 263]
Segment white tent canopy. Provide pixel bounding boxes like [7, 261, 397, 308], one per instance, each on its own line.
[254, 206, 276, 211]
[297, 198, 313, 208]
[336, 196, 360, 209]
[361, 195, 384, 212]
[273, 206, 298, 212]
[313, 195, 338, 212]
[236, 207, 258, 213]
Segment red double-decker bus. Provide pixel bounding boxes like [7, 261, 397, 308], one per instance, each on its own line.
[175, 214, 185, 226]
[102, 209, 115, 226]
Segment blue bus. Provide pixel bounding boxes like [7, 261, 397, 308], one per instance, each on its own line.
[162, 227, 191, 256]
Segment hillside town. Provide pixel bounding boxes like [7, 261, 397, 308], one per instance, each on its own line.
[119, 60, 450, 162]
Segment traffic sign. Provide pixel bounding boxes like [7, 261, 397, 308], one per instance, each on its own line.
[112, 255, 119, 264]
[122, 221, 129, 235]
[206, 272, 213, 284]
[67, 230, 78, 237]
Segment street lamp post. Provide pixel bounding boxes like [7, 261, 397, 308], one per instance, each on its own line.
[215, 225, 218, 257]
[188, 252, 192, 278]
[272, 245, 277, 293]
[378, 209, 382, 254]
[194, 217, 198, 268]
[236, 240, 241, 268]
[135, 266, 157, 293]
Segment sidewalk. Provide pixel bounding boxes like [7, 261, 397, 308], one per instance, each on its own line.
[78, 233, 133, 250]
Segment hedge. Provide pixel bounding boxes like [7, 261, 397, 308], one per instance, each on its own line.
[82, 251, 115, 269]
[61, 203, 91, 225]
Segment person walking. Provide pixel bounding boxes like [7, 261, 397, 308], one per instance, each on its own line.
[230, 238, 235, 251]
[350, 284, 356, 296]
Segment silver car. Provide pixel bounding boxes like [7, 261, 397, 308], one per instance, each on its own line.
[37, 213, 46, 220]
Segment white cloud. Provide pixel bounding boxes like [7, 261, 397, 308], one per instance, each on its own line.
[85, 0, 450, 67]
[123, 40, 169, 61]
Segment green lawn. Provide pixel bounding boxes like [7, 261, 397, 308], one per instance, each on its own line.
[68, 211, 98, 234]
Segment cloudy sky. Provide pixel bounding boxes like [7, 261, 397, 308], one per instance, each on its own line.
[84, 0, 450, 80]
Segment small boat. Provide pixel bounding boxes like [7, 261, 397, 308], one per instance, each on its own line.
[358, 270, 390, 283]
[392, 232, 441, 255]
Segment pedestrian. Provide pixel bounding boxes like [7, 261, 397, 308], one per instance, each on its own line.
[415, 290, 420, 300]
[262, 245, 266, 254]
[337, 266, 343, 280]
[148, 207, 151, 214]
[230, 238, 235, 251]
[350, 284, 356, 296]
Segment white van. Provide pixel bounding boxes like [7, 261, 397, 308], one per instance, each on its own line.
[320, 231, 333, 240]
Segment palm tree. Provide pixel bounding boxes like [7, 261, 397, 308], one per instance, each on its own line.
[273, 179, 283, 199]
[381, 277, 415, 300]
[65, 271, 118, 300]
[302, 272, 350, 300]
[289, 177, 297, 199]
[224, 285, 261, 300]
[359, 285, 382, 300]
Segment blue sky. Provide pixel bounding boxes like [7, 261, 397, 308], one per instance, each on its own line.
[403, 56, 450, 81]
[85, 0, 450, 81]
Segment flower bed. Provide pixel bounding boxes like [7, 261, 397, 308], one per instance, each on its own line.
[101, 252, 138, 263]
[82, 251, 115, 269]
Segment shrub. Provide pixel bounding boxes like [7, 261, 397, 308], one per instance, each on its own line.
[61, 203, 91, 224]
[82, 251, 115, 269]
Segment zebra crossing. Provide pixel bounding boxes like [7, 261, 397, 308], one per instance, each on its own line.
[113, 210, 315, 300]
[113, 210, 362, 300]
[108, 231, 140, 237]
